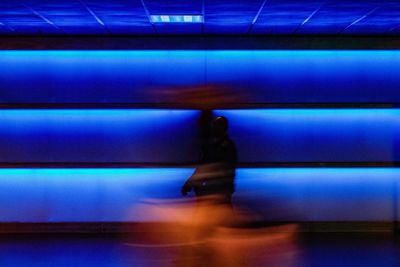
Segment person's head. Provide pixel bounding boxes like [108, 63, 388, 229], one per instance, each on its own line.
[212, 116, 229, 138]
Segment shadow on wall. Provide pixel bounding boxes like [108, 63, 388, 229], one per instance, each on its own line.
[144, 83, 253, 107]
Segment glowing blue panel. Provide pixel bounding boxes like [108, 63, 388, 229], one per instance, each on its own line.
[0, 51, 205, 103]
[0, 168, 195, 222]
[150, 15, 203, 23]
[205, 50, 400, 103]
[215, 109, 400, 162]
[10, 108, 399, 164]
[0, 167, 397, 222]
[1, 51, 400, 103]
[236, 168, 400, 221]
[0, 109, 200, 163]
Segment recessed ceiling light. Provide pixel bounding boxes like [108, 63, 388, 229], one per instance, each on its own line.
[150, 15, 203, 23]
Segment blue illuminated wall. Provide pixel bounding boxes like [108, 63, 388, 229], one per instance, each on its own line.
[1, 50, 400, 223]
[0, 168, 194, 222]
[0, 168, 397, 222]
[215, 109, 400, 163]
[1, 108, 399, 163]
[236, 168, 400, 222]
[0, 109, 200, 163]
[1, 51, 400, 103]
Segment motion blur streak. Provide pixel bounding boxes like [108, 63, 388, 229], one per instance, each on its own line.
[130, 195, 302, 267]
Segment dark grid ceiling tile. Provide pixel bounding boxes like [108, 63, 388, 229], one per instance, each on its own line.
[23, 0, 106, 34]
[345, 4, 400, 34]
[155, 24, 202, 34]
[0, 3, 61, 34]
[82, 0, 154, 34]
[252, 1, 324, 34]
[0, 0, 400, 35]
[145, 0, 203, 14]
[204, 0, 264, 34]
[298, 2, 381, 34]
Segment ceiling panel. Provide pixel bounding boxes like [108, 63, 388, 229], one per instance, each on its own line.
[252, 1, 323, 34]
[145, 0, 203, 14]
[0, 0, 399, 35]
[155, 23, 202, 33]
[0, 3, 59, 34]
[204, 0, 264, 34]
[298, 2, 381, 34]
[345, 4, 400, 34]
[145, 0, 203, 33]
[25, 0, 105, 34]
[83, 0, 154, 34]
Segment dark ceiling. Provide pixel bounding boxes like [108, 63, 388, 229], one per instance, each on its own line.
[0, 0, 400, 35]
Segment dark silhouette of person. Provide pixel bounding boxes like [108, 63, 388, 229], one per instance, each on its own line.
[181, 115, 237, 206]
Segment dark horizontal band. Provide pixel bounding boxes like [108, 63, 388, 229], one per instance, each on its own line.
[0, 103, 396, 110]
[1, 36, 400, 50]
[0, 221, 396, 234]
[0, 162, 398, 168]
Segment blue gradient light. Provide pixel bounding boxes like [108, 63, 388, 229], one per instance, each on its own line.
[0, 168, 195, 222]
[0, 108, 400, 163]
[2, 50, 400, 103]
[0, 167, 397, 222]
[236, 168, 400, 221]
[215, 109, 400, 162]
[0, 109, 200, 163]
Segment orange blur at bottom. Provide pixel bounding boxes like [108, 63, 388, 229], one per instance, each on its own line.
[125, 196, 303, 267]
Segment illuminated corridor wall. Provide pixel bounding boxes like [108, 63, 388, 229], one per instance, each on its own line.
[1, 51, 400, 103]
[0, 168, 397, 222]
[0, 50, 399, 223]
[0, 108, 398, 163]
[0, 109, 200, 163]
[215, 109, 399, 162]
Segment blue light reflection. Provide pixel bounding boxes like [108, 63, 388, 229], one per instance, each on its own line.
[0, 109, 200, 163]
[236, 168, 400, 221]
[1, 50, 400, 103]
[0, 167, 397, 222]
[216, 109, 400, 162]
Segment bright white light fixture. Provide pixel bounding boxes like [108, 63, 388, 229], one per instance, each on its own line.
[150, 15, 203, 23]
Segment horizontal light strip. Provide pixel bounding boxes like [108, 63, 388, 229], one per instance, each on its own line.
[0, 168, 397, 222]
[150, 15, 203, 23]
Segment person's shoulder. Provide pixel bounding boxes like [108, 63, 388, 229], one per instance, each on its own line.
[221, 136, 236, 148]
